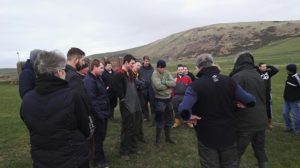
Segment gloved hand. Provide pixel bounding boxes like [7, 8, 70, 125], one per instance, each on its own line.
[161, 80, 167, 85]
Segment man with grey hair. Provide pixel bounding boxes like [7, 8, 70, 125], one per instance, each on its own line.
[19, 49, 42, 98]
[21, 50, 91, 168]
[179, 53, 256, 168]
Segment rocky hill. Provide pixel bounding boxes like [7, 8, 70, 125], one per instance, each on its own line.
[89, 20, 300, 61]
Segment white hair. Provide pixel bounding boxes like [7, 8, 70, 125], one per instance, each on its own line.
[196, 53, 214, 68]
[35, 50, 66, 75]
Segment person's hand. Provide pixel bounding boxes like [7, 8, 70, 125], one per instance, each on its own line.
[236, 101, 246, 109]
[187, 115, 201, 127]
[161, 80, 167, 85]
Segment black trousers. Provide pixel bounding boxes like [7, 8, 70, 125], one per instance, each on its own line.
[236, 130, 268, 165]
[119, 102, 138, 155]
[198, 140, 238, 168]
[141, 90, 155, 120]
[94, 118, 108, 164]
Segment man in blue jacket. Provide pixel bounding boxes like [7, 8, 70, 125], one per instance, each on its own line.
[84, 59, 111, 168]
[19, 49, 42, 98]
[179, 53, 255, 168]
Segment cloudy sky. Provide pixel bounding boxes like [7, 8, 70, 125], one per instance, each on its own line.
[0, 0, 299, 68]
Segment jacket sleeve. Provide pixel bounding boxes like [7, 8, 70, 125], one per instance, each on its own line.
[267, 65, 279, 77]
[19, 70, 35, 98]
[178, 86, 198, 121]
[234, 84, 256, 107]
[151, 72, 168, 91]
[111, 73, 125, 99]
[73, 91, 92, 138]
[68, 75, 85, 95]
[166, 72, 176, 87]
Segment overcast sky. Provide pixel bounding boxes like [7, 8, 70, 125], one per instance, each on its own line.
[0, 0, 299, 68]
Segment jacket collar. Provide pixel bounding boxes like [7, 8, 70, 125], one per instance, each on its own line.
[35, 75, 68, 95]
[196, 66, 220, 78]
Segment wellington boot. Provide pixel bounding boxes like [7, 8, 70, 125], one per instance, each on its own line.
[165, 127, 176, 144]
[155, 128, 162, 148]
[258, 161, 269, 168]
[172, 118, 181, 128]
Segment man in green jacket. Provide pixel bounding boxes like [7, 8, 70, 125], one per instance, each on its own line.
[230, 51, 269, 168]
[151, 60, 176, 147]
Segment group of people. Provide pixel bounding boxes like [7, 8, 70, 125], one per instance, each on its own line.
[18, 48, 299, 168]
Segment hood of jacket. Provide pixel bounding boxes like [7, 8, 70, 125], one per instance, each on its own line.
[22, 59, 34, 71]
[230, 52, 255, 77]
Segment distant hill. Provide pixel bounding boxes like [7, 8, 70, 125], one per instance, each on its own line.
[0, 68, 17, 82]
[89, 20, 300, 60]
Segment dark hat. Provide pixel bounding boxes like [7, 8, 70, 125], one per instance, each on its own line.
[157, 60, 166, 68]
[286, 64, 297, 74]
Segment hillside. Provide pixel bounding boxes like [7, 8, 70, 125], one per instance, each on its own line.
[89, 20, 300, 60]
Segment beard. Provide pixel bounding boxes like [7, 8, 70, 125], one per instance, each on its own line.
[76, 62, 82, 71]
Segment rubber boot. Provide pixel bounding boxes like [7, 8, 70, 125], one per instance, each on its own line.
[165, 127, 176, 144]
[258, 161, 269, 168]
[172, 117, 181, 128]
[155, 128, 162, 148]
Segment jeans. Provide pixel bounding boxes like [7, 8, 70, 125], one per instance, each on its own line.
[198, 140, 238, 168]
[236, 130, 268, 166]
[283, 100, 300, 133]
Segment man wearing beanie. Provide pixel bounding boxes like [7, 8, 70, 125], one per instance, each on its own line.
[151, 59, 176, 147]
[283, 64, 300, 135]
[19, 49, 42, 98]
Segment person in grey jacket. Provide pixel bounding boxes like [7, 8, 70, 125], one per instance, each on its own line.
[111, 54, 142, 161]
[151, 60, 176, 147]
[230, 51, 269, 168]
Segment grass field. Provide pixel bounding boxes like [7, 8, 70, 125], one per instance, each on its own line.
[0, 37, 300, 167]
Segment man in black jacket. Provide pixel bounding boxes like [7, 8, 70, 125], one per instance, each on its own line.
[65, 47, 86, 95]
[102, 61, 117, 120]
[179, 53, 255, 168]
[258, 63, 279, 129]
[283, 64, 300, 134]
[21, 50, 91, 168]
[65, 47, 94, 162]
[139, 56, 155, 123]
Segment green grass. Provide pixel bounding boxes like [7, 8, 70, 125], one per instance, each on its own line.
[1, 37, 300, 167]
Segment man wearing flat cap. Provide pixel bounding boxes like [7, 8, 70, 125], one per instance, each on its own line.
[151, 60, 176, 147]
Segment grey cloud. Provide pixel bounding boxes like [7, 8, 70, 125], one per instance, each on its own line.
[0, 0, 300, 68]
